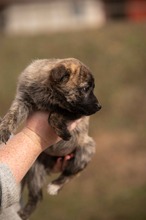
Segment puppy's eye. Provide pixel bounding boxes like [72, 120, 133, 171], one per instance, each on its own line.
[81, 86, 90, 93]
[60, 70, 70, 83]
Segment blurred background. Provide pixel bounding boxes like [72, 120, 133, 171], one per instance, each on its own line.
[0, 0, 146, 219]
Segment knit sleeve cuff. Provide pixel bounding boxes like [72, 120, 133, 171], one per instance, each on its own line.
[0, 163, 20, 212]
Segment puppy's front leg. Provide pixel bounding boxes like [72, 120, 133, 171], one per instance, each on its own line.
[0, 98, 30, 143]
[48, 112, 71, 141]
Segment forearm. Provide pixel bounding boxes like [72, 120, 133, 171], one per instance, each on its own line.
[0, 111, 78, 183]
[0, 129, 44, 183]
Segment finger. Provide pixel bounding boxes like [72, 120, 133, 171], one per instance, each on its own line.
[52, 157, 63, 173]
[62, 159, 68, 171]
[62, 154, 74, 170]
[65, 154, 74, 160]
[68, 118, 82, 131]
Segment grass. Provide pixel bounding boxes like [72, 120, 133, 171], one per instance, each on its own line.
[0, 22, 146, 220]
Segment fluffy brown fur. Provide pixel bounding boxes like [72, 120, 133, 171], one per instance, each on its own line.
[0, 58, 101, 220]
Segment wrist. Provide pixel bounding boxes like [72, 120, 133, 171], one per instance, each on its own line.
[22, 127, 49, 152]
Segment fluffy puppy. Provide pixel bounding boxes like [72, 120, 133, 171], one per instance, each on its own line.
[0, 58, 101, 143]
[0, 58, 101, 220]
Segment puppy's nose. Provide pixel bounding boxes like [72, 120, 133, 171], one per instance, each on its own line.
[96, 103, 102, 111]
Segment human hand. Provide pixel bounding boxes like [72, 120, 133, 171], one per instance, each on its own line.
[52, 154, 74, 173]
[24, 111, 81, 151]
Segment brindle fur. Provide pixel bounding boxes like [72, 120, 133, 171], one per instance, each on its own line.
[0, 58, 101, 220]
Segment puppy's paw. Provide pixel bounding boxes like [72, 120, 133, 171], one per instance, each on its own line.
[48, 113, 71, 141]
[0, 128, 11, 144]
[47, 183, 61, 195]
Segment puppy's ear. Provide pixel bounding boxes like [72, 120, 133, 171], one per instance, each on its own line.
[50, 64, 70, 83]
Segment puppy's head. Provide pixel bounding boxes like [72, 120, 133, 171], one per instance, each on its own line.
[49, 58, 101, 117]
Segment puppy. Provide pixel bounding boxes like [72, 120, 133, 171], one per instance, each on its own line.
[0, 58, 101, 219]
